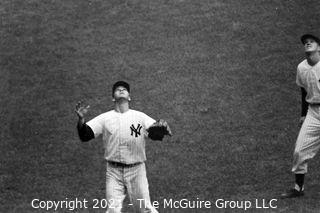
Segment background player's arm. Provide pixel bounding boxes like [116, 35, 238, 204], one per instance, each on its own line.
[75, 101, 94, 142]
[300, 87, 308, 125]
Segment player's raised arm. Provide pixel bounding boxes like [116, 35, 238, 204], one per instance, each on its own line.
[75, 101, 94, 142]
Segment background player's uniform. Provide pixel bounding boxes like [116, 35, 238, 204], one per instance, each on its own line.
[293, 59, 320, 175]
[87, 109, 158, 213]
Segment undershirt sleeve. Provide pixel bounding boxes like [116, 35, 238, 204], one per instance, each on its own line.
[301, 87, 308, 117]
[77, 123, 94, 142]
[87, 114, 104, 138]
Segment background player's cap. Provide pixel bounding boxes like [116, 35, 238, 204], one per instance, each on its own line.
[301, 33, 320, 45]
[112, 81, 130, 96]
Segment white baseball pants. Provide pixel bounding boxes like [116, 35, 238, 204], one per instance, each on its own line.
[292, 105, 320, 174]
[105, 162, 158, 213]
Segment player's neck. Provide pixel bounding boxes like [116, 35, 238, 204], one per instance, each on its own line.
[306, 51, 320, 66]
[114, 100, 130, 113]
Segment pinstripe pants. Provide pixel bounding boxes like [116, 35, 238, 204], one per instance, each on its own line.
[292, 105, 320, 174]
[105, 162, 158, 213]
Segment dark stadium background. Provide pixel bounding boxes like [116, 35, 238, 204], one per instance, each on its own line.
[1, 0, 320, 212]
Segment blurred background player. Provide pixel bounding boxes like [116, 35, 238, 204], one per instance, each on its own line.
[281, 34, 320, 198]
[75, 81, 171, 212]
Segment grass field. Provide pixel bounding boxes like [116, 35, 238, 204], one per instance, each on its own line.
[1, 0, 320, 212]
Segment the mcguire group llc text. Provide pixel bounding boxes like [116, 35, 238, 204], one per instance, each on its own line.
[31, 197, 277, 211]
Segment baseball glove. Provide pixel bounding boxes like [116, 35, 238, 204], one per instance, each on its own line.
[147, 120, 172, 141]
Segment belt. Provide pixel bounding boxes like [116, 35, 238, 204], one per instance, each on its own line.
[107, 161, 142, 167]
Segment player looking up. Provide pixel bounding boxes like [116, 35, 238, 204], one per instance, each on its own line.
[75, 81, 171, 212]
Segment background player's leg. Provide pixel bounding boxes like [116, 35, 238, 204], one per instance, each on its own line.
[106, 163, 127, 213]
[125, 163, 158, 213]
[281, 107, 320, 198]
[292, 106, 320, 188]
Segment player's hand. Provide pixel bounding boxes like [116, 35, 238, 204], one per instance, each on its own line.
[299, 116, 306, 127]
[75, 101, 90, 118]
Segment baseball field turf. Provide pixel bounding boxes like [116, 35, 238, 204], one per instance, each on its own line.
[1, 0, 320, 212]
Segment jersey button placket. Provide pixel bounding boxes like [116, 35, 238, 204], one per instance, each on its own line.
[119, 114, 126, 164]
[117, 115, 122, 163]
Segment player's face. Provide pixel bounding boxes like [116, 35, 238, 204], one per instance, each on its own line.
[304, 38, 320, 53]
[113, 86, 130, 101]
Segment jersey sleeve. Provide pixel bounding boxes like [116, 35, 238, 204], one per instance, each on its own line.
[142, 113, 156, 129]
[296, 67, 304, 88]
[86, 114, 105, 138]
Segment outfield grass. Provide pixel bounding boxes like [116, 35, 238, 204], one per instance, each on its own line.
[1, 0, 320, 212]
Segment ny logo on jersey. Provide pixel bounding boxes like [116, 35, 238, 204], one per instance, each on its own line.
[130, 124, 142, 137]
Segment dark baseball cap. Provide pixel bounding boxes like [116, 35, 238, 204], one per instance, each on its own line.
[112, 81, 130, 96]
[301, 34, 320, 45]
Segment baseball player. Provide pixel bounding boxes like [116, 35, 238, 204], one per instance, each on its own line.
[75, 81, 172, 212]
[281, 34, 320, 198]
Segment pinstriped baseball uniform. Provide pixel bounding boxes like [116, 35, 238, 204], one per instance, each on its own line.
[87, 109, 158, 213]
[87, 109, 155, 164]
[293, 59, 320, 174]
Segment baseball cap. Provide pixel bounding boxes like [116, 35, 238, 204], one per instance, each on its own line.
[112, 81, 130, 96]
[301, 33, 320, 45]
